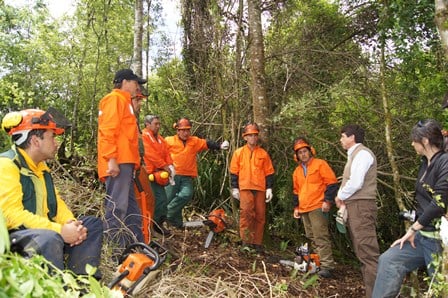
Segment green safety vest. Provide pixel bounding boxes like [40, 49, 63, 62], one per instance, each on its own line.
[0, 149, 57, 220]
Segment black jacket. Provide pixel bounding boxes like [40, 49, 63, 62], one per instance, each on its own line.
[415, 151, 448, 231]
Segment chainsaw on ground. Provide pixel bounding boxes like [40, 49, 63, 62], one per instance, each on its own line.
[280, 243, 320, 273]
[183, 208, 227, 248]
[108, 241, 167, 296]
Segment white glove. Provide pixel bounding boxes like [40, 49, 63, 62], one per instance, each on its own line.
[232, 188, 240, 200]
[220, 140, 229, 150]
[168, 165, 176, 178]
[441, 216, 448, 246]
[265, 188, 273, 203]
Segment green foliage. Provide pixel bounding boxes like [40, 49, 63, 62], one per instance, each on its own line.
[425, 253, 448, 297]
[0, 254, 122, 298]
[279, 240, 290, 252]
[301, 273, 319, 290]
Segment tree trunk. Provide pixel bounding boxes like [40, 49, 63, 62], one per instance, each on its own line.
[247, 0, 269, 143]
[133, 0, 144, 76]
[380, 37, 404, 211]
[435, 0, 448, 59]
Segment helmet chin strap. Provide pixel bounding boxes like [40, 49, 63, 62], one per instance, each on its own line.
[12, 130, 31, 146]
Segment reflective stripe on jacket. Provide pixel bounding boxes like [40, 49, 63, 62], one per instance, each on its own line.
[97, 89, 140, 180]
[165, 135, 208, 177]
[0, 147, 75, 233]
[230, 145, 275, 191]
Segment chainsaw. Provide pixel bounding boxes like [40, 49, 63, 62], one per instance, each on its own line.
[280, 243, 320, 273]
[108, 241, 166, 296]
[183, 208, 227, 248]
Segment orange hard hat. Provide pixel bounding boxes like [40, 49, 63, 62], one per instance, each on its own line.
[173, 118, 192, 130]
[242, 123, 259, 136]
[135, 85, 148, 99]
[2, 109, 66, 145]
[293, 138, 316, 157]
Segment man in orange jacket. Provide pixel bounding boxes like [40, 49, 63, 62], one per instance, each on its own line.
[142, 115, 174, 236]
[230, 123, 274, 253]
[292, 137, 339, 278]
[165, 117, 229, 228]
[97, 69, 146, 252]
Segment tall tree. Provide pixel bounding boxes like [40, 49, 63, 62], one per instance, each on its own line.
[247, 0, 269, 142]
[133, 0, 144, 76]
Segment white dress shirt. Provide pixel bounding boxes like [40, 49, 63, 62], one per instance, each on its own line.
[337, 143, 374, 201]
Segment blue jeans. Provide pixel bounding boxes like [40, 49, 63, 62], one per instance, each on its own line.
[9, 216, 103, 279]
[165, 175, 193, 227]
[104, 163, 144, 249]
[372, 232, 442, 298]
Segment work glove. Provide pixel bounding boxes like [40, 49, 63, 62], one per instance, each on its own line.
[220, 140, 230, 150]
[265, 188, 273, 203]
[168, 165, 176, 185]
[441, 216, 448, 246]
[168, 165, 176, 178]
[232, 188, 240, 200]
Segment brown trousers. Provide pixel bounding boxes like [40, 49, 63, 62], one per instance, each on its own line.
[239, 190, 266, 245]
[302, 208, 336, 269]
[346, 199, 379, 298]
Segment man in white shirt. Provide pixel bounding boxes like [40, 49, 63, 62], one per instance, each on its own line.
[335, 124, 379, 298]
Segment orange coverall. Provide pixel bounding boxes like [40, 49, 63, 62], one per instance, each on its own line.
[230, 144, 275, 245]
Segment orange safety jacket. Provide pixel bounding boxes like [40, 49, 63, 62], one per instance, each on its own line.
[292, 157, 338, 213]
[230, 145, 275, 191]
[97, 89, 140, 181]
[142, 128, 173, 173]
[165, 135, 208, 177]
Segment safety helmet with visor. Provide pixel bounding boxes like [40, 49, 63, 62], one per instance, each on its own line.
[2, 108, 71, 145]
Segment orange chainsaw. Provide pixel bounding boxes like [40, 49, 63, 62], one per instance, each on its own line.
[183, 208, 227, 248]
[108, 242, 166, 296]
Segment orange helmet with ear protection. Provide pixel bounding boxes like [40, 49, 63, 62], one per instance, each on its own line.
[242, 123, 259, 136]
[293, 138, 316, 161]
[2, 109, 65, 136]
[2, 108, 69, 145]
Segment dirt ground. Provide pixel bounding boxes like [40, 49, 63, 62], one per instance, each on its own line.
[136, 224, 366, 298]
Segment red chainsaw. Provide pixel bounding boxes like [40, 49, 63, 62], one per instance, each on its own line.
[183, 208, 227, 248]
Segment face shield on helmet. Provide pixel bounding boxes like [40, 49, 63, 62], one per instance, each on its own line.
[1, 108, 71, 145]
